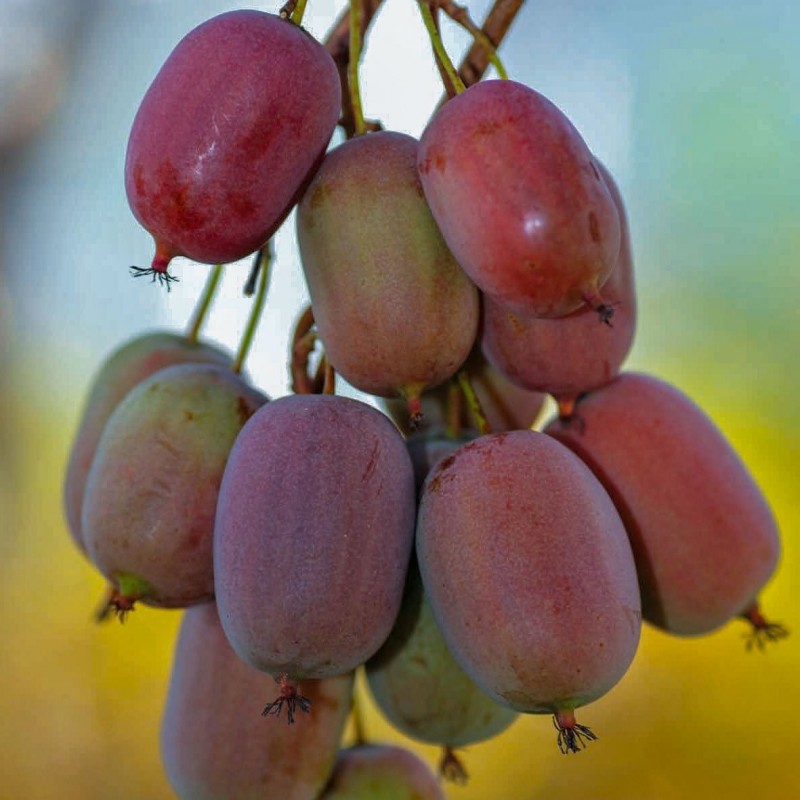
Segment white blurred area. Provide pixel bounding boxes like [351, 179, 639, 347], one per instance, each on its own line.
[2, 0, 798, 408]
[0, 0, 636, 404]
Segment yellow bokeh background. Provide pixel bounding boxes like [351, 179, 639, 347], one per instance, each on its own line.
[1, 1, 798, 799]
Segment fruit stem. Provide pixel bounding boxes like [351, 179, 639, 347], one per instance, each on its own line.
[281, 0, 308, 26]
[232, 242, 272, 375]
[417, 1, 466, 95]
[321, 356, 337, 394]
[348, 0, 367, 136]
[350, 685, 368, 746]
[445, 379, 463, 439]
[185, 264, 223, 343]
[437, 0, 509, 79]
[290, 305, 321, 395]
[457, 369, 491, 435]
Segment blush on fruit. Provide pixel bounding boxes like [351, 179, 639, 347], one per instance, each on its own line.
[297, 130, 478, 408]
[82, 363, 266, 615]
[162, 602, 353, 800]
[64, 331, 230, 554]
[125, 10, 341, 279]
[418, 79, 620, 319]
[481, 159, 636, 408]
[213, 394, 416, 714]
[416, 430, 641, 751]
[546, 372, 784, 640]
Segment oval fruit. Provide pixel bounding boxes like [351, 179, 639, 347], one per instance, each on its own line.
[418, 79, 620, 318]
[297, 130, 478, 405]
[214, 394, 416, 686]
[319, 745, 445, 800]
[162, 602, 353, 800]
[366, 560, 517, 749]
[64, 331, 230, 554]
[546, 372, 782, 636]
[481, 160, 636, 405]
[416, 430, 641, 749]
[82, 363, 266, 612]
[125, 10, 341, 274]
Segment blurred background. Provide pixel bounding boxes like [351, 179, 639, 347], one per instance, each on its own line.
[1, 0, 798, 798]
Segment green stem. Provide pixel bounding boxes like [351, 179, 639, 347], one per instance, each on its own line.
[232, 243, 272, 374]
[290, 0, 309, 26]
[351, 684, 368, 746]
[418, 1, 466, 94]
[457, 369, 491, 435]
[348, 0, 367, 135]
[186, 264, 223, 343]
[440, 0, 508, 79]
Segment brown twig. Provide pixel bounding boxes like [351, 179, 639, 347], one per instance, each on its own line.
[290, 305, 323, 395]
[447, 0, 526, 97]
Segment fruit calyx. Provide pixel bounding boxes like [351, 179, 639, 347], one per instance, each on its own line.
[95, 573, 154, 623]
[439, 746, 468, 784]
[741, 603, 789, 651]
[262, 673, 312, 724]
[553, 710, 598, 754]
[129, 241, 179, 290]
[582, 287, 615, 327]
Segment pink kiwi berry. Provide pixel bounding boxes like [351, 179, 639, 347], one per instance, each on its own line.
[481, 159, 636, 411]
[161, 602, 353, 800]
[546, 372, 785, 643]
[296, 130, 478, 415]
[416, 430, 641, 752]
[418, 79, 621, 320]
[319, 745, 445, 800]
[213, 393, 416, 719]
[64, 330, 230, 555]
[82, 363, 266, 617]
[125, 10, 341, 284]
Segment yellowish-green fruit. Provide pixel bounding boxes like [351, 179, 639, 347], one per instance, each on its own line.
[82, 363, 266, 613]
[319, 745, 444, 800]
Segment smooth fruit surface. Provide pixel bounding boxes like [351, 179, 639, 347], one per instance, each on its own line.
[418, 79, 620, 318]
[63, 331, 230, 553]
[214, 393, 416, 680]
[546, 372, 781, 634]
[367, 560, 517, 747]
[125, 10, 341, 270]
[319, 745, 445, 800]
[481, 159, 636, 400]
[416, 430, 641, 715]
[161, 602, 353, 800]
[82, 363, 266, 608]
[297, 130, 478, 399]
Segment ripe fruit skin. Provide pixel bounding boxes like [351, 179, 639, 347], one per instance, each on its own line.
[366, 560, 517, 748]
[161, 602, 353, 800]
[297, 130, 479, 399]
[214, 393, 416, 681]
[416, 430, 641, 715]
[125, 10, 341, 271]
[546, 372, 781, 635]
[319, 745, 445, 800]
[481, 160, 636, 400]
[82, 363, 266, 608]
[63, 331, 230, 554]
[418, 79, 620, 318]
